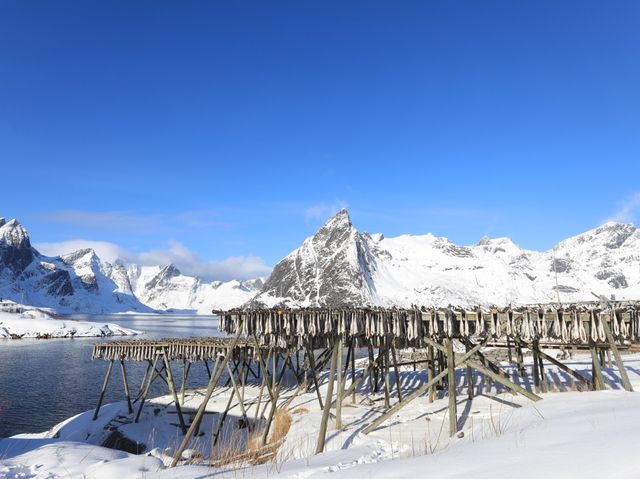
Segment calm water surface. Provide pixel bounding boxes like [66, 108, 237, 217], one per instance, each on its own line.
[0, 314, 221, 437]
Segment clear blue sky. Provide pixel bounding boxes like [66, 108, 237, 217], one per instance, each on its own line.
[1, 1, 639, 278]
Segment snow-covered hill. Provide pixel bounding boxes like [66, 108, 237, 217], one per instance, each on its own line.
[251, 209, 640, 307]
[0, 217, 263, 314]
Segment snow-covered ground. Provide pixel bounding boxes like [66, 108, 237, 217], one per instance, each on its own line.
[2, 350, 640, 478]
[0, 308, 140, 338]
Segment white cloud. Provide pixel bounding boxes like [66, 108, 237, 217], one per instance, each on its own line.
[36, 240, 127, 263]
[34, 239, 271, 281]
[305, 201, 349, 222]
[607, 192, 640, 224]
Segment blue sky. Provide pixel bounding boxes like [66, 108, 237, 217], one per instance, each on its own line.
[1, 1, 639, 279]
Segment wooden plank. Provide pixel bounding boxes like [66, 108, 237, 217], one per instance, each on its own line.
[92, 360, 114, 420]
[466, 359, 542, 402]
[315, 341, 339, 454]
[447, 339, 457, 437]
[601, 312, 633, 392]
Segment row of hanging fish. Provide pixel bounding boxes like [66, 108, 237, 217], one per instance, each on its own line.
[91, 337, 255, 362]
[218, 306, 640, 345]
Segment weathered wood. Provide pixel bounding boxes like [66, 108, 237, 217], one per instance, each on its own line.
[391, 341, 403, 402]
[135, 355, 160, 423]
[466, 359, 542, 402]
[119, 360, 133, 414]
[170, 328, 244, 467]
[382, 347, 391, 409]
[316, 341, 339, 454]
[524, 341, 593, 388]
[446, 339, 457, 437]
[336, 339, 343, 429]
[162, 354, 187, 435]
[363, 369, 449, 434]
[428, 345, 435, 403]
[601, 312, 633, 392]
[93, 360, 114, 420]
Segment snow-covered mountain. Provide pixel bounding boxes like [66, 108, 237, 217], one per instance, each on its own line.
[0, 218, 150, 313]
[4, 211, 639, 313]
[250, 209, 640, 308]
[127, 264, 263, 314]
[0, 217, 263, 314]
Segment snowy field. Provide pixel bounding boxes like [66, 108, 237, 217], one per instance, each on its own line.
[0, 309, 140, 338]
[1, 351, 640, 478]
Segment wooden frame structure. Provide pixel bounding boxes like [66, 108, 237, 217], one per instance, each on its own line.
[91, 300, 639, 467]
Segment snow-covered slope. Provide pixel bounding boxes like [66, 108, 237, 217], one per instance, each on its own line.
[252, 209, 640, 308]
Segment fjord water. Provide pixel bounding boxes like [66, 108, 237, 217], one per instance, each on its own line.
[0, 314, 220, 437]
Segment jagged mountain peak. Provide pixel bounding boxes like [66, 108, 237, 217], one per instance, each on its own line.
[0, 218, 31, 249]
[0, 217, 5, 227]
[61, 248, 99, 264]
[252, 208, 377, 307]
[556, 221, 638, 251]
[159, 264, 182, 278]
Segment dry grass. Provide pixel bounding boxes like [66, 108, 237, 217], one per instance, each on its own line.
[291, 406, 310, 415]
[209, 409, 294, 467]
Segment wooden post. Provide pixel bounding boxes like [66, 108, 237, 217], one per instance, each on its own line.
[351, 338, 357, 404]
[120, 360, 133, 414]
[466, 360, 542, 401]
[336, 339, 343, 429]
[532, 339, 541, 394]
[391, 342, 403, 403]
[428, 345, 435, 403]
[383, 347, 391, 409]
[362, 342, 487, 435]
[315, 341, 339, 454]
[446, 340, 457, 437]
[538, 353, 548, 393]
[135, 355, 160, 423]
[171, 328, 243, 467]
[93, 360, 114, 420]
[465, 343, 474, 400]
[162, 354, 187, 435]
[586, 322, 605, 391]
[601, 311, 633, 392]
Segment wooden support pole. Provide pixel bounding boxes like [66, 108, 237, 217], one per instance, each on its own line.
[162, 354, 187, 435]
[134, 362, 152, 403]
[351, 338, 356, 404]
[315, 341, 339, 454]
[532, 340, 541, 394]
[428, 345, 435, 403]
[446, 339, 457, 437]
[523, 339, 593, 389]
[586, 322, 605, 391]
[93, 360, 114, 420]
[226, 362, 249, 424]
[362, 342, 486, 435]
[465, 343, 474, 400]
[171, 329, 243, 467]
[261, 352, 290, 446]
[135, 355, 160, 423]
[336, 339, 343, 429]
[466, 359, 542, 402]
[391, 342, 403, 403]
[538, 352, 548, 393]
[179, 360, 191, 405]
[363, 369, 449, 435]
[383, 347, 391, 409]
[120, 360, 133, 414]
[601, 312, 633, 392]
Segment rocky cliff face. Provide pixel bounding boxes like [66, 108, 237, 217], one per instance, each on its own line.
[252, 209, 377, 307]
[250, 210, 640, 308]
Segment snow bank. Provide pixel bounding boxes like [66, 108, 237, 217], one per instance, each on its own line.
[0, 310, 140, 338]
[2, 353, 640, 478]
